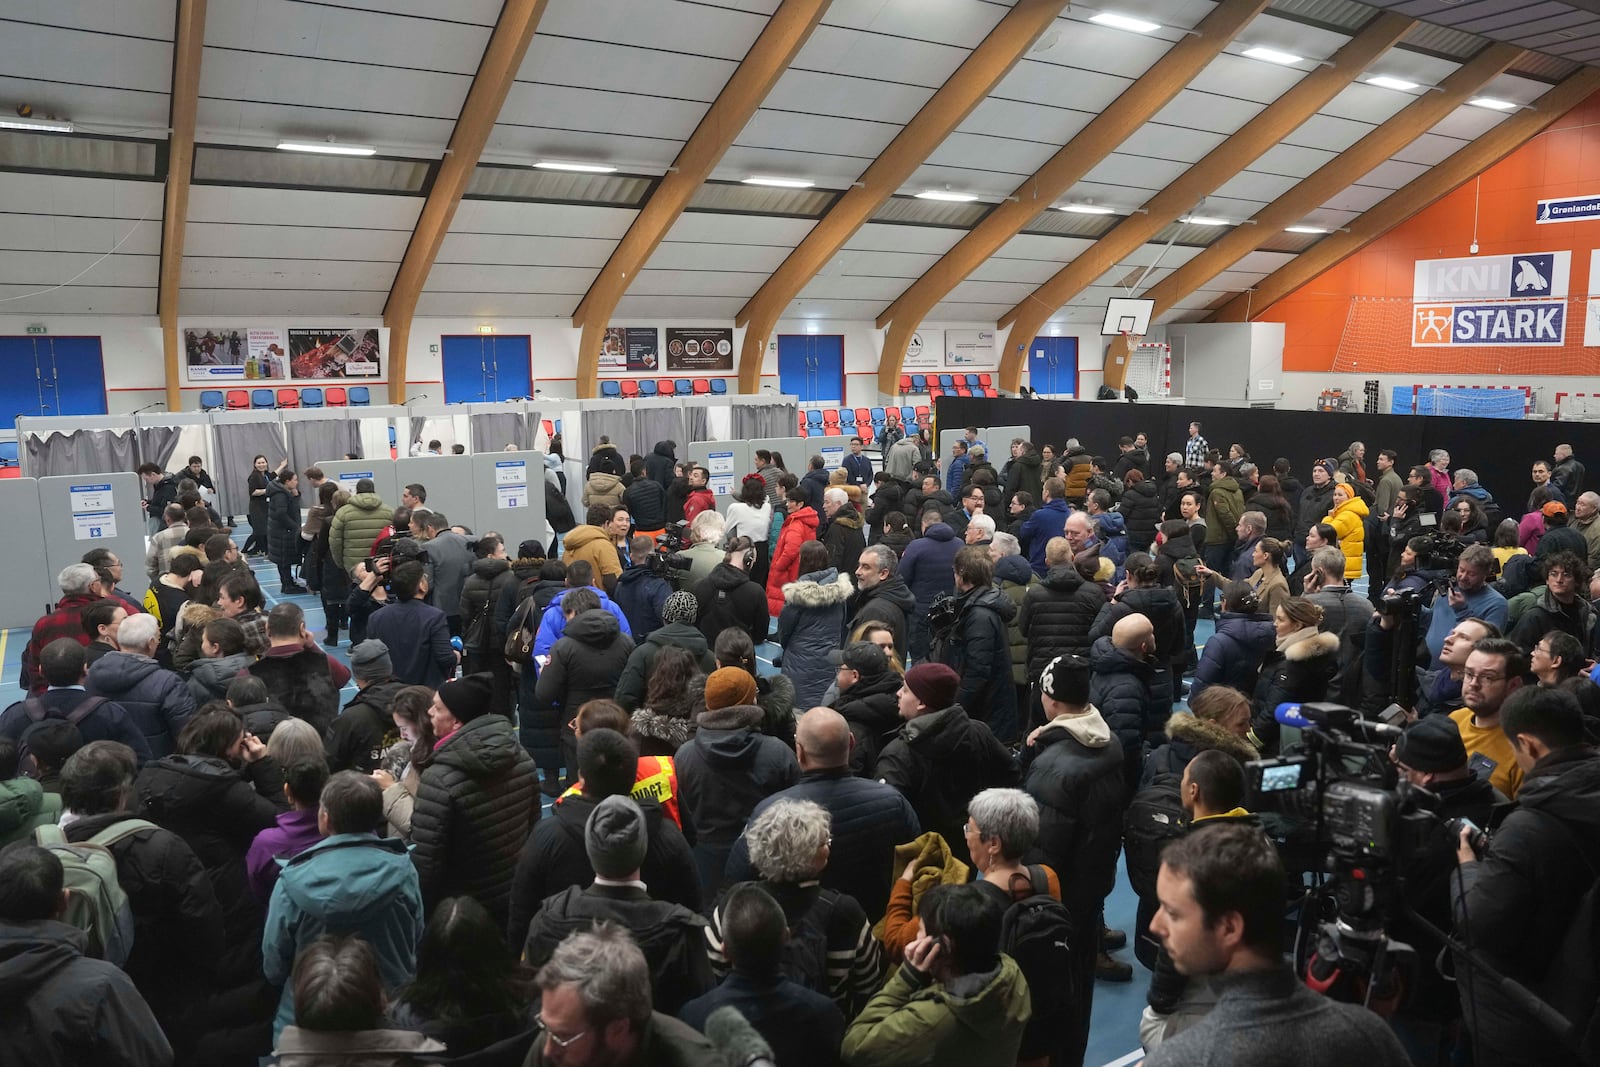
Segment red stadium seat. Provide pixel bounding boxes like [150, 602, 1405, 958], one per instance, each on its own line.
[275, 388, 300, 408]
[620, 379, 639, 397]
[225, 389, 250, 410]
[324, 386, 348, 406]
[658, 379, 676, 395]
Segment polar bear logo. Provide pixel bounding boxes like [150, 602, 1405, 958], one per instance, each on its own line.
[1514, 258, 1549, 293]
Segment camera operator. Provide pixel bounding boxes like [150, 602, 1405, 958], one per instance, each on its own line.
[1363, 613, 1499, 720]
[1144, 821, 1410, 1066]
[1422, 546, 1507, 664]
[1453, 685, 1600, 1066]
[1451, 638, 1528, 799]
[1383, 715, 1506, 1059]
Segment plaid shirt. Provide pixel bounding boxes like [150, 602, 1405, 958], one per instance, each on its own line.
[20, 594, 101, 693]
[1184, 434, 1209, 469]
[235, 609, 271, 657]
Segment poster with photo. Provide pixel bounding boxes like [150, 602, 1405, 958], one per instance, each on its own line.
[946, 329, 997, 368]
[183, 326, 288, 380]
[288, 328, 382, 379]
[665, 327, 734, 372]
[600, 326, 662, 371]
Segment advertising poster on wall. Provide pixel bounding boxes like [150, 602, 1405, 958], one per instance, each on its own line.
[945, 329, 997, 368]
[288, 328, 382, 379]
[1411, 251, 1570, 348]
[903, 329, 943, 370]
[600, 326, 662, 371]
[665, 327, 734, 371]
[183, 326, 288, 381]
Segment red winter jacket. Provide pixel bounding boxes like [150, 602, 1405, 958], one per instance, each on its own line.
[765, 506, 819, 615]
[683, 487, 717, 524]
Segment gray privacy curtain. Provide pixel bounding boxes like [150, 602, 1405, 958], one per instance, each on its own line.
[732, 402, 796, 440]
[471, 412, 527, 452]
[686, 405, 708, 444]
[634, 408, 685, 460]
[133, 427, 182, 472]
[24, 430, 138, 476]
[285, 420, 362, 472]
[586, 409, 637, 462]
[213, 423, 288, 519]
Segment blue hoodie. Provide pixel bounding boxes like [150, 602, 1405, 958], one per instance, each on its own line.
[533, 587, 633, 657]
[262, 833, 423, 1039]
[1095, 511, 1129, 572]
[1020, 499, 1072, 576]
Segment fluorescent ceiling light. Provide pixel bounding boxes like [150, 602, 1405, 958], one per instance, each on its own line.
[0, 115, 75, 134]
[1468, 96, 1517, 111]
[1089, 11, 1160, 33]
[1286, 225, 1329, 234]
[277, 140, 376, 156]
[1243, 46, 1303, 65]
[915, 190, 980, 202]
[1366, 75, 1419, 91]
[1183, 215, 1229, 226]
[1056, 203, 1117, 215]
[533, 159, 617, 173]
[741, 176, 815, 188]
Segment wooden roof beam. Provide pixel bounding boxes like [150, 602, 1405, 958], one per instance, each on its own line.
[995, 11, 1415, 392]
[382, 0, 549, 405]
[733, 0, 1073, 393]
[1212, 65, 1600, 321]
[1141, 40, 1523, 324]
[572, 0, 832, 399]
[872, 0, 1271, 397]
[158, 0, 206, 414]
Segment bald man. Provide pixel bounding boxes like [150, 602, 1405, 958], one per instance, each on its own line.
[1090, 612, 1172, 796]
[722, 707, 919, 921]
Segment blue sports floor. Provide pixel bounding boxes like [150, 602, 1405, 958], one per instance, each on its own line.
[0, 524, 1239, 1067]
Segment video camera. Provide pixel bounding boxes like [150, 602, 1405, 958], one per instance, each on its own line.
[646, 521, 694, 579]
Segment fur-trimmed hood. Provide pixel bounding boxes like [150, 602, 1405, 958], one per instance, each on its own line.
[781, 568, 853, 607]
[1281, 628, 1340, 661]
[1164, 712, 1258, 764]
[695, 704, 765, 732]
[631, 706, 695, 749]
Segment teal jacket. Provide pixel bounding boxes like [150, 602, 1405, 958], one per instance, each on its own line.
[262, 833, 423, 1039]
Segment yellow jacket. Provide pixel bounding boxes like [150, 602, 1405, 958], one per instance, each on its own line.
[1324, 495, 1369, 579]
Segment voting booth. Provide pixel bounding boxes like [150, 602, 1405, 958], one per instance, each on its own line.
[37, 473, 148, 602]
[686, 441, 751, 514]
[314, 459, 400, 513]
[0, 477, 53, 628]
[471, 451, 547, 549]
[396, 456, 476, 533]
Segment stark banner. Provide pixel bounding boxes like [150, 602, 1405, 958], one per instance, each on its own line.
[665, 327, 733, 372]
[288, 328, 382, 379]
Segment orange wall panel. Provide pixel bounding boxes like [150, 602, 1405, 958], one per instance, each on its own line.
[1259, 91, 1600, 373]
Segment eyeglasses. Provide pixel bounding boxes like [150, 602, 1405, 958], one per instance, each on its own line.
[536, 1015, 588, 1049]
[1461, 669, 1505, 684]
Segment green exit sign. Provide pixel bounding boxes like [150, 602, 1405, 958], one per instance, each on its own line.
[25, 325, 46, 335]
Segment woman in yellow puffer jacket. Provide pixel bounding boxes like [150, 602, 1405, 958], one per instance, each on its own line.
[1324, 482, 1369, 579]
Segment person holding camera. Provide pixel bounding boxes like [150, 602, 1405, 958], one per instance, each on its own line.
[1143, 822, 1410, 1066]
[1453, 685, 1600, 1066]
[1421, 545, 1507, 664]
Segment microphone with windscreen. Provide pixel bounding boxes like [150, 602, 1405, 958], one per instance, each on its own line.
[705, 1006, 777, 1067]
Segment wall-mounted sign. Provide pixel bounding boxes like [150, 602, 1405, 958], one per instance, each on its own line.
[945, 329, 997, 368]
[289, 328, 381, 378]
[665, 327, 733, 371]
[184, 327, 287, 380]
[599, 326, 662, 371]
[904, 329, 942, 369]
[1411, 251, 1571, 348]
[1537, 195, 1600, 224]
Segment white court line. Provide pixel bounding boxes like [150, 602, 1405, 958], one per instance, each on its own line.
[1102, 1049, 1145, 1067]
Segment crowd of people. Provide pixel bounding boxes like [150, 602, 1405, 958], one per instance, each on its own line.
[1, 423, 1598, 1067]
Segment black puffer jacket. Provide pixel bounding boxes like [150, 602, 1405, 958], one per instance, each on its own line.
[932, 585, 1018, 738]
[822, 507, 866, 576]
[1088, 636, 1174, 775]
[1141, 710, 1259, 786]
[1296, 481, 1336, 543]
[410, 713, 539, 925]
[615, 621, 715, 711]
[848, 575, 916, 658]
[1250, 629, 1340, 752]
[646, 441, 677, 487]
[588, 442, 626, 478]
[777, 568, 853, 709]
[507, 793, 700, 944]
[876, 704, 1019, 868]
[265, 478, 301, 566]
[676, 704, 799, 853]
[1003, 449, 1044, 506]
[134, 753, 285, 940]
[1087, 585, 1187, 664]
[624, 476, 668, 531]
[1018, 563, 1107, 674]
[63, 811, 224, 1030]
[695, 561, 770, 648]
[86, 651, 197, 759]
[323, 678, 408, 773]
[534, 609, 634, 721]
[830, 669, 903, 776]
[1120, 478, 1163, 553]
[1020, 709, 1124, 914]
[459, 557, 518, 654]
[1191, 612, 1274, 702]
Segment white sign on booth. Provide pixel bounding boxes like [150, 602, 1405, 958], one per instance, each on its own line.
[708, 451, 735, 496]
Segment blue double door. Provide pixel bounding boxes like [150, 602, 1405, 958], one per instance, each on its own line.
[1027, 336, 1078, 397]
[441, 335, 532, 403]
[777, 334, 843, 403]
[0, 336, 108, 428]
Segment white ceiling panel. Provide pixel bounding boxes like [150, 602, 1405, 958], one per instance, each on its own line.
[613, 294, 746, 318]
[1366, 47, 1463, 89]
[0, 173, 163, 219]
[996, 234, 1097, 262]
[413, 292, 578, 317]
[945, 278, 1037, 303]
[1317, 82, 1417, 126]
[820, 0, 1010, 48]
[1352, 157, 1432, 191]
[0, 211, 163, 256]
[1187, 52, 1306, 104]
[183, 290, 387, 316]
[784, 297, 891, 317]
[201, 53, 472, 121]
[204, 0, 489, 72]
[938, 97, 1094, 145]
[448, 201, 637, 240]
[789, 24, 970, 87]
[1118, 121, 1232, 164]
[0, 78, 170, 132]
[712, 146, 872, 187]
[1081, 154, 1190, 192]
[842, 224, 967, 256]
[1250, 142, 1339, 178]
[908, 162, 1037, 193]
[929, 301, 1013, 319]
[759, 70, 935, 125]
[1209, 169, 1302, 203]
[1121, 243, 1204, 269]
[182, 257, 399, 291]
[0, 284, 154, 314]
[424, 264, 594, 294]
[0, 21, 173, 94]
[1426, 104, 1515, 143]
[918, 132, 1063, 178]
[623, 269, 766, 297]
[434, 233, 614, 269]
[981, 59, 1131, 117]
[5, 0, 175, 36]
[1321, 182, 1394, 213]
[187, 187, 423, 230]
[1230, 12, 1355, 65]
[515, 37, 732, 102]
[1283, 113, 1384, 153]
[535, 0, 771, 61]
[1146, 91, 1271, 138]
[668, 213, 818, 246]
[184, 222, 409, 262]
[197, 100, 458, 153]
[1205, 268, 1271, 290]
[1035, 18, 1179, 80]
[798, 275, 912, 301]
[967, 257, 1061, 285]
[827, 249, 935, 278]
[646, 242, 795, 273]
[498, 83, 710, 142]
[1393, 129, 1485, 167]
[1224, 249, 1297, 273]
[0, 249, 155, 287]
[737, 111, 903, 161]
[306, 0, 504, 25]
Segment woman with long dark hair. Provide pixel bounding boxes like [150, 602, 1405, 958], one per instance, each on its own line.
[373, 685, 437, 841]
[1247, 474, 1296, 541]
[243, 454, 274, 556]
[631, 644, 705, 756]
[389, 896, 538, 1059]
[725, 474, 773, 586]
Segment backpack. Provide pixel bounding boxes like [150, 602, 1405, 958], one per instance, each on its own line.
[503, 594, 540, 673]
[779, 886, 840, 996]
[1172, 553, 1206, 608]
[999, 866, 1076, 1057]
[1123, 775, 1188, 902]
[19, 696, 107, 770]
[32, 819, 157, 967]
[1529, 810, 1600, 1062]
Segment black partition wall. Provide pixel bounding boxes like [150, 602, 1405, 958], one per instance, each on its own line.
[934, 396, 1600, 520]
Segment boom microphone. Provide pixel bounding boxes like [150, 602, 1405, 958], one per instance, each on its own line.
[704, 1006, 777, 1067]
[1276, 703, 1403, 739]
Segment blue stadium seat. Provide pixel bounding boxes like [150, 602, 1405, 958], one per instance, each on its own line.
[601, 381, 622, 398]
[0, 441, 17, 468]
[710, 379, 728, 395]
[300, 387, 324, 408]
[638, 380, 657, 397]
[838, 409, 855, 428]
[250, 389, 275, 409]
[939, 374, 955, 389]
[348, 387, 371, 406]
[911, 374, 927, 391]
[900, 406, 915, 423]
[676, 379, 692, 394]
[198, 390, 225, 411]
[965, 373, 981, 387]
[806, 409, 824, 428]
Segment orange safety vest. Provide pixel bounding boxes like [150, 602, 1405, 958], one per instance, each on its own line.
[559, 754, 681, 828]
